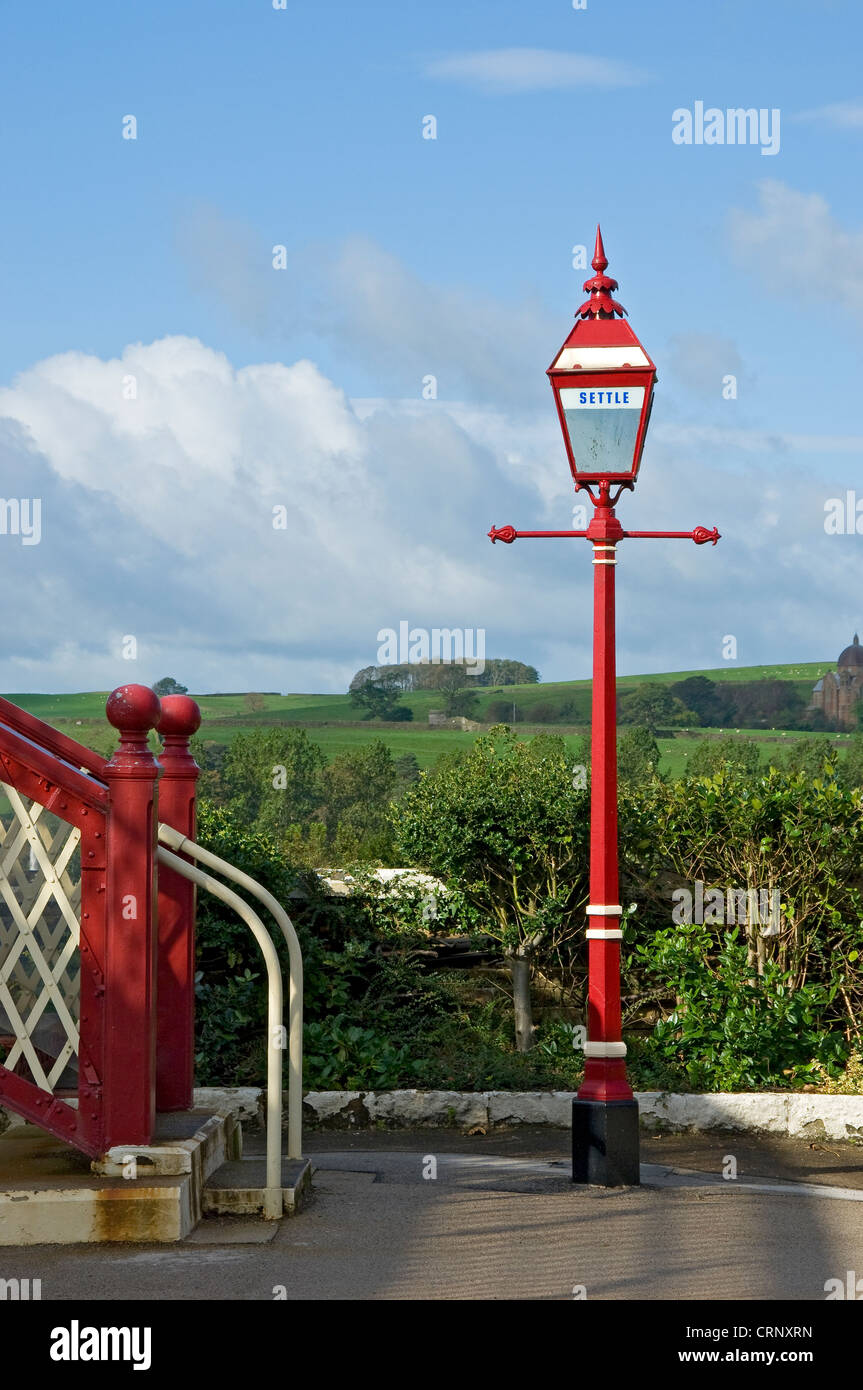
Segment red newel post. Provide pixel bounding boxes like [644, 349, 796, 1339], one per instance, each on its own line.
[102, 684, 162, 1147]
[155, 695, 202, 1111]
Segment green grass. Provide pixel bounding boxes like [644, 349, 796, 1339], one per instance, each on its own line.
[0, 658, 848, 776]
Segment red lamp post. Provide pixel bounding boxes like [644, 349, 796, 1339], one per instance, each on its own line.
[489, 228, 720, 1186]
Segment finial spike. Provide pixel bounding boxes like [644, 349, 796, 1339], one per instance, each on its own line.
[576, 223, 626, 319]
[592, 225, 608, 273]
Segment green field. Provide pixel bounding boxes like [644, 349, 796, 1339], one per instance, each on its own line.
[0, 658, 848, 775]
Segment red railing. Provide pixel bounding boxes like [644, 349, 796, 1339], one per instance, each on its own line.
[0, 685, 200, 1157]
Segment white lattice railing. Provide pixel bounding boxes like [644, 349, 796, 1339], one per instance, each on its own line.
[0, 785, 81, 1093]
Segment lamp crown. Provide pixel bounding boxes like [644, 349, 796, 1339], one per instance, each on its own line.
[577, 225, 627, 320]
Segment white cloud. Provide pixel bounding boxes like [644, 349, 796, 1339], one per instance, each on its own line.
[795, 101, 863, 129]
[728, 180, 863, 318]
[424, 48, 647, 94]
[178, 209, 557, 409]
[0, 237, 860, 697]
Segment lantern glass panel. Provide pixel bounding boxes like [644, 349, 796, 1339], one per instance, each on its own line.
[559, 385, 644, 476]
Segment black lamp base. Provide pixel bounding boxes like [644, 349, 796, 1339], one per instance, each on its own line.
[572, 1097, 640, 1186]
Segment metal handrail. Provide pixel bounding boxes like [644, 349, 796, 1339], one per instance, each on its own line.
[156, 823, 303, 1161]
[156, 844, 285, 1220]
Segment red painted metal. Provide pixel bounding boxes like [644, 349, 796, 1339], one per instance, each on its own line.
[155, 695, 202, 1112]
[576, 226, 628, 319]
[101, 685, 162, 1147]
[0, 694, 107, 779]
[489, 525, 720, 545]
[0, 724, 109, 1156]
[0, 683, 210, 1156]
[488, 230, 722, 1111]
[547, 229, 657, 487]
[581, 492, 630, 1101]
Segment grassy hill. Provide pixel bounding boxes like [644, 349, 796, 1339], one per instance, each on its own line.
[0, 659, 846, 775]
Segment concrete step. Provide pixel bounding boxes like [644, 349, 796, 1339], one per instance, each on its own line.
[0, 1106, 245, 1245]
[204, 1156, 312, 1217]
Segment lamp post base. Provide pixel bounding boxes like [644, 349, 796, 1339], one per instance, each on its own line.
[572, 1098, 640, 1187]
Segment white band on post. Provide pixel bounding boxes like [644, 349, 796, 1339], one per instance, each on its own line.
[586, 905, 622, 916]
[586, 928, 623, 940]
[583, 1041, 627, 1059]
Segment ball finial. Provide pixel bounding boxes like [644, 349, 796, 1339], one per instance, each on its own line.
[106, 684, 162, 733]
[157, 694, 202, 738]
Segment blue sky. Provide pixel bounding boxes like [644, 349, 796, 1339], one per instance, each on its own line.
[0, 0, 861, 692]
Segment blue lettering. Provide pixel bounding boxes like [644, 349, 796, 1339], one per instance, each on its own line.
[588, 391, 596, 403]
[623, 390, 629, 403]
[579, 390, 587, 404]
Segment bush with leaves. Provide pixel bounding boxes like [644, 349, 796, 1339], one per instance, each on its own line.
[394, 726, 589, 1051]
[620, 765, 863, 1085]
[686, 736, 762, 779]
[632, 923, 846, 1090]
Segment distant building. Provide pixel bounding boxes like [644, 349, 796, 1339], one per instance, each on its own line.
[809, 634, 863, 729]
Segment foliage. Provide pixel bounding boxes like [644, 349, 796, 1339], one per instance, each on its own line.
[394, 726, 589, 960]
[224, 728, 325, 834]
[669, 676, 733, 727]
[191, 749, 863, 1096]
[839, 734, 863, 791]
[729, 678, 806, 729]
[486, 699, 523, 723]
[619, 684, 693, 733]
[686, 736, 761, 778]
[773, 737, 838, 781]
[618, 726, 661, 788]
[347, 658, 539, 694]
[809, 1049, 863, 1094]
[621, 765, 863, 1087]
[304, 1015, 420, 1089]
[153, 676, 188, 696]
[632, 924, 846, 1090]
[349, 672, 411, 721]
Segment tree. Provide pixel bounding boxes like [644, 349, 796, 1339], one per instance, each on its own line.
[153, 677, 188, 696]
[477, 659, 540, 687]
[349, 672, 411, 721]
[618, 726, 661, 788]
[320, 741, 398, 861]
[190, 737, 229, 803]
[686, 736, 761, 779]
[423, 664, 480, 717]
[839, 734, 863, 792]
[393, 753, 421, 798]
[773, 738, 838, 782]
[727, 679, 805, 729]
[394, 727, 589, 1051]
[619, 684, 692, 734]
[669, 676, 733, 727]
[348, 665, 379, 692]
[223, 728, 325, 833]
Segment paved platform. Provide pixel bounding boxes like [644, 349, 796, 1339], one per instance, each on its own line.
[1, 1129, 860, 1299]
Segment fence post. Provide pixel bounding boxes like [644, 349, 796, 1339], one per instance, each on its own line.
[102, 684, 162, 1147]
[155, 695, 202, 1111]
